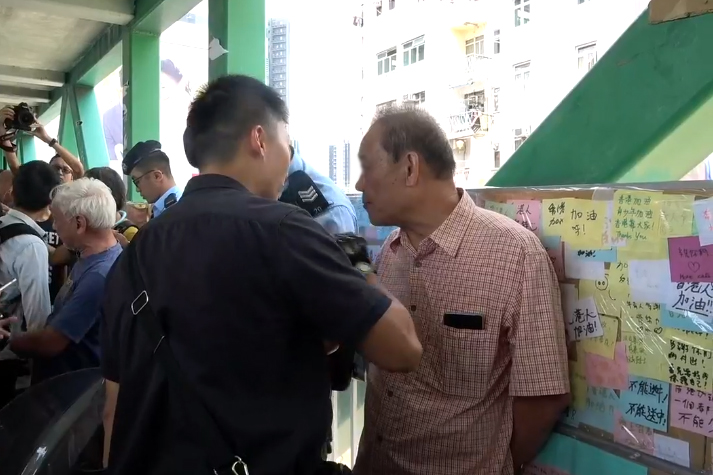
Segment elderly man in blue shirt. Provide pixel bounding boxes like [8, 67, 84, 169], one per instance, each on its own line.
[280, 144, 357, 234]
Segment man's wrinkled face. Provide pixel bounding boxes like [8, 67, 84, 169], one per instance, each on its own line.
[355, 125, 408, 226]
[50, 206, 86, 251]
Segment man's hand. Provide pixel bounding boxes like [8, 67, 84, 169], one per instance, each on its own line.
[30, 119, 52, 144]
[0, 107, 13, 137]
[113, 231, 129, 248]
[0, 317, 17, 340]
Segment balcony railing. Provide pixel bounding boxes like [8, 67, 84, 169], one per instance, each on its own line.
[448, 109, 492, 136]
[450, 54, 490, 88]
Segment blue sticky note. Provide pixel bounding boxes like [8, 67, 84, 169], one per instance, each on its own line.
[578, 386, 618, 433]
[661, 306, 713, 333]
[571, 248, 618, 262]
[540, 235, 562, 250]
[693, 198, 713, 246]
[536, 433, 647, 475]
[618, 376, 669, 431]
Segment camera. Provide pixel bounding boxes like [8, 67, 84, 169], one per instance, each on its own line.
[3, 103, 35, 132]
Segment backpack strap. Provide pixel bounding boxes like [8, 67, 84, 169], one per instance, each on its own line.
[279, 170, 330, 218]
[0, 223, 43, 244]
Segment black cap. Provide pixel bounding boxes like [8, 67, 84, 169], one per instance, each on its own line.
[122, 140, 162, 175]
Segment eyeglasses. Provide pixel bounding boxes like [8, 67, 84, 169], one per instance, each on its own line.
[132, 170, 158, 187]
[51, 165, 72, 176]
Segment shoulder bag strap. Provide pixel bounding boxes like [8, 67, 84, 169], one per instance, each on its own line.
[125, 243, 249, 475]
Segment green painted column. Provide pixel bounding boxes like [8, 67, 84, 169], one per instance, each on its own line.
[122, 30, 160, 202]
[208, 0, 266, 81]
[18, 135, 36, 164]
[58, 91, 80, 158]
[488, 11, 713, 187]
[72, 85, 110, 169]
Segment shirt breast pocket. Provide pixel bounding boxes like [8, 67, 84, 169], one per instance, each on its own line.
[437, 311, 494, 399]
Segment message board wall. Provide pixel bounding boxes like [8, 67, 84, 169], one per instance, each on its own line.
[351, 183, 713, 474]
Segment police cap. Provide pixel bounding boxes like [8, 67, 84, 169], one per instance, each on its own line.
[122, 140, 163, 175]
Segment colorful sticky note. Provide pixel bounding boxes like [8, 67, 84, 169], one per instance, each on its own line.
[613, 410, 654, 455]
[507, 199, 541, 235]
[603, 200, 627, 248]
[483, 200, 517, 220]
[541, 198, 570, 237]
[617, 376, 669, 431]
[668, 236, 713, 282]
[578, 273, 621, 318]
[607, 262, 630, 300]
[617, 240, 669, 261]
[627, 260, 669, 304]
[653, 433, 690, 468]
[563, 245, 605, 280]
[566, 296, 604, 341]
[660, 195, 694, 238]
[621, 301, 662, 335]
[579, 385, 619, 433]
[585, 342, 628, 390]
[622, 331, 669, 382]
[665, 281, 713, 319]
[661, 306, 713, 333]
[540, 235, 562, 250]
[571, 248, 617, 262]
[546, 244, 565, 282]
[563, 199, 608, 249]
[664, 327, 713, 350]
[666, 336, 713, 391]
[693, 197, 713, 246]
[581, 315, 619, 359]
[670, 384, 713, 437]
[612, 190, 662, 244]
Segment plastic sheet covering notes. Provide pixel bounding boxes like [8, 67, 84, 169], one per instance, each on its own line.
[473, 183, 713, 473]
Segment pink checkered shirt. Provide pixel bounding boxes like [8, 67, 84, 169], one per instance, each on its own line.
[353, 191, 569, 475]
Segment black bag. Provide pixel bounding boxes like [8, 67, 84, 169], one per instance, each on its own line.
[125, 244, 249, 475]
[126, 244, 352, 475]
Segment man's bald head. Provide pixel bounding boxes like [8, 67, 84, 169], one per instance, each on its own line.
[0, 170, 13, 206]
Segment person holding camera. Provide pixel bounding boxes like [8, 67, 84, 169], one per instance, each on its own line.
[100, 75, 422, 475]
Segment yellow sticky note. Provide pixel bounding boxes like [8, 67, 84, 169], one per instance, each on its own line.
[612, 190, 662, 244]
[563, 199, 608, 249]
[608, 262, 630, 300]
[667, 336, 713, 392]
[570, 360, 588, 410]
[579, 274, 621, 318]
[660, 195, 695, 238]
[542, 198, 571, 236]
[621, 302, 662, 335]
[664, 328, 713, 352]
[622, 331, 669, 382]
[617, 240, 669, 261]
[581, 315, 619, 359]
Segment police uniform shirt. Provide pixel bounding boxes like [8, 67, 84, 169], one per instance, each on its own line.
[101, 174, 391, 475]
[150, 185, 181, 219]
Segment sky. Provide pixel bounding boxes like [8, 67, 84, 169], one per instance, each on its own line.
[268, 0, 364, 177]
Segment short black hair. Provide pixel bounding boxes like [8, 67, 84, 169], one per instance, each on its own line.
[134, 151, 173, 178]
[13, 161, 62, 211]
[373, 106, 455, 180]
[184, 75, 289, 169]
[85, 166, 127, 211]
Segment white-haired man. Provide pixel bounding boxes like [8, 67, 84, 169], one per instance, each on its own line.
[11, 178, 122, 384]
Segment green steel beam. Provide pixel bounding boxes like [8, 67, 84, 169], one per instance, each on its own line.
[58, 89, 79, 158]
[208, 0, 266, 81]
[134, 0, 203, 35]
[487, 11, 713, 187]
[123, 30, 161, 202]
[74, 85, 110, 169]
[66, 86, 88, 167]
[18, 134, 36, 164]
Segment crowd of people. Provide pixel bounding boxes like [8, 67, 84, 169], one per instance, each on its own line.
[0, 74, 570, 475]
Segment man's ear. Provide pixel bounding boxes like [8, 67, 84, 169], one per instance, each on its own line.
[404, 152, 420, 187]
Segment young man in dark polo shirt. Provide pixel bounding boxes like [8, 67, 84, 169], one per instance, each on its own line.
[100, 75, 422, 475]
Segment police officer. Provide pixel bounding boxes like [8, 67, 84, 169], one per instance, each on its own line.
[279, 144, 358, 234]
[122, 140, 181, 219]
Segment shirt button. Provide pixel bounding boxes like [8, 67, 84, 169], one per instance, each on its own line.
[410, 305, 417, 312]
[387, 390, 394, 397]
[414, 261, 422, 268]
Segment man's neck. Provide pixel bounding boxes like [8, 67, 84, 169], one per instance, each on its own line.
[80, 231, 118, 257]
[401, 184, 460, 248]
[16, 206, 51, 222]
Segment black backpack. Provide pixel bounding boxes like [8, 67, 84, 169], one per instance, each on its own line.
[0, 223, 43, 246]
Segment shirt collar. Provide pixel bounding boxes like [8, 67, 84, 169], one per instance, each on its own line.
[5, 209, 47, 236]
[184, 174, 248, 196]
[390, 189, 477, 258]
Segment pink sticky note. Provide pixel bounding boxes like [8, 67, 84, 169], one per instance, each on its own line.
[668, 236, 713, 282]
[547, 244, 565, 282]
[585, 342, 629, 390]
[614, 410, 654, 454]
[522, 464, 569, 475]
[507, 200, 542, 236]
[670, 384, 713, 437]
